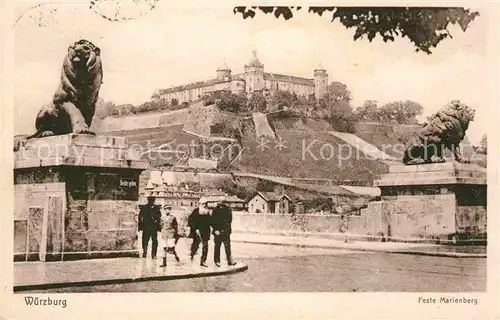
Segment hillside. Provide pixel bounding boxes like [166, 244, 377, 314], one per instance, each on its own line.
[354, 122, 419, 159]
[229, 128, 388, 184]
[354, 121, 485, 166]
[97, 104, 485, 183]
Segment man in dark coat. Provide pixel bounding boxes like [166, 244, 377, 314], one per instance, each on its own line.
[188, 197, 212, 267]
[211, 201, 237, 267]
[138, 196, 162, 259]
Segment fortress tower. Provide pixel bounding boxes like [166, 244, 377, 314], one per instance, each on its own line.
[244, 50, 265, 94]
[216, 60, 231, 81]
[314, 62, 328, 100]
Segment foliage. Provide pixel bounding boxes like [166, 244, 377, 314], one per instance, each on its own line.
[256, 179, 276, 192]
[266, 84, 356, 132]
[302, 197, 335, 213]
[379, 100, 423, 124]
[203, 91, 248, 113]
[105, 97, 194, 117]
[355, 100, 380, 122]
[324, 112, 357, 133]
[135, 98, 170, 113]
[210, 118, 242, 142]
[109, 103, 134, 116]
[317, 82, 357, 133]
[267, 90, 318, 120]
[476, 134, 487, 155]
[271, 90, 297, 109]
[215, 179, 256, 201]
[355, 100, 423, 124]
[233, 6, 480, 54]
[247, 92, 267, 112]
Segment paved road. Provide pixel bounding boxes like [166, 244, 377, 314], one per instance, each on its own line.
[28, 242, 486, 292]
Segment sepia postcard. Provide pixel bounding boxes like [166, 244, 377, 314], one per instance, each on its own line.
[1, 0, 499, 319]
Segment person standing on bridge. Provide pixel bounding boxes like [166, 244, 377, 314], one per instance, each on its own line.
[211, 201, 237, 267]
[138, 196, 162, 259]
[188, 197, 212, 267]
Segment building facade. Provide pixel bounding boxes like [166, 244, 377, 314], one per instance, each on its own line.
[248, 192, 292, 214]
[152, 51, 329, 103]
[204, 195, 248, 211]
[145, 185, 201, 210]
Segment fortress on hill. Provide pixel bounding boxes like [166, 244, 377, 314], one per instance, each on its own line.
[151, 51, 329, 103]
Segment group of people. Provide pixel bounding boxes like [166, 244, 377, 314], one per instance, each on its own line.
[138, 196, 236, 268]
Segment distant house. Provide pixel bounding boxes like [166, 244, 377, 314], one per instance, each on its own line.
[248, 192, 292, 214]
[204, 195, 248, 211]
[144, 185, 201, 210]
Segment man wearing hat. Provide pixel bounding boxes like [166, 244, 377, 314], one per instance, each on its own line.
[187, 197, 212, 267]
[211, 200, 237, 267]
[138, 196, 162, 259]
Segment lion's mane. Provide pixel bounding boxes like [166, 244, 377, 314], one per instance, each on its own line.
[29, 39, 103, 138]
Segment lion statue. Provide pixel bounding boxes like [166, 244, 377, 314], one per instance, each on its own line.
[402, 100, 475, 165]
[27, 39, 103, 139]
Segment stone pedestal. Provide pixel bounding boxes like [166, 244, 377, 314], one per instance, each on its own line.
[14, 134, 149, 261]
[373, 162, 486, 242]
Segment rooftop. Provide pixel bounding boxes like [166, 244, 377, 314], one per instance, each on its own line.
[245, 50, 263, 68]
[255, 191, 291, 202]
[314, 61, 326, 71]
[204, 195, 247, 203]
[264, 73, 314, 86]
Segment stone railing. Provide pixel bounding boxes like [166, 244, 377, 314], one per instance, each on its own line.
[231, 211, 379, 236]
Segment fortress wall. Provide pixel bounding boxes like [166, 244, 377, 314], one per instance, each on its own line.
[98, 103, 220, 136]
[183, 103, 220, 137]
[157, 108, 191, 127]
[99, 112, 161, 132]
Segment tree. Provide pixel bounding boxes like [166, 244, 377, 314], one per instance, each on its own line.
[271, 90, 299, 109]
[215, 179, 255, 201]
[317, 82, 356, 132]
[322, 81, 352, 105]
[220, 92, 248, 113]
[234, 7, 479, 54]
[478, 134, 487, 154]
[256, 179, 275, 192]
[248, 92, 267, 112]
[171, 98, 179, 107]
[203, 91, 248, 113]
[307, 94, 317, 106]
[378, 100, 423, 124]
[356, 100, 380, 122]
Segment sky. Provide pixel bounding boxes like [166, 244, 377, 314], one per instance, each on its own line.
[12, 2, 494, 143]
